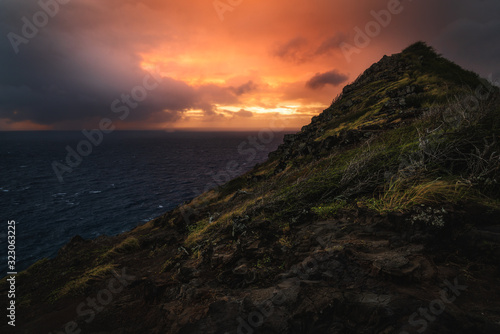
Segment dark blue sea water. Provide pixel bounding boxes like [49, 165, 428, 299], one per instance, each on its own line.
[0, 130, 289, 275]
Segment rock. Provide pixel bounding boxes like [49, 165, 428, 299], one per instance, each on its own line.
[58, 235, 85, 255]
[232, 215, 250, 237]
[233, 263, 248, 275]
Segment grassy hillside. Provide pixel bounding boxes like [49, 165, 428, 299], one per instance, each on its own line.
[177, 42, 500, 245]
[3, 42, 500, 334]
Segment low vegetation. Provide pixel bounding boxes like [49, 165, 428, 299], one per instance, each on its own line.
[49, 263, 116, 301]
[179, 42, 500, 246]
[8, 42, 500, 334]
[100, 236, 141, 260]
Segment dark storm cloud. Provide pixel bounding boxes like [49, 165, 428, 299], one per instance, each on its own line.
[424, 0, 500, 82]
[0, 0, 241, 128]
[434, 19, 500, 79]
[306, 70, 348, 90]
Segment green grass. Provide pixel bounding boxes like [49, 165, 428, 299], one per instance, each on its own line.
[49, 263, 116, 301]
[312, 200, 348, 218]
[165, 41, 500, 243]
[100, 236, 140, 261]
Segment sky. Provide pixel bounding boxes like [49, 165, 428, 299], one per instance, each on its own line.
[0, 0, 499, 131]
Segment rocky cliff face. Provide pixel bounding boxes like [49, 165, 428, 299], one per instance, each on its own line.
[2, 42, 500, 334]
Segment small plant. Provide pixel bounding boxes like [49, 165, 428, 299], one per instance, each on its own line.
[185, 218, 212, 246]
[340, 149, 378, 187]
[280, 222, 290, 233]
[312, 200, 347, 218]
[191, 248, 201, 260]
[325, 245, 344, 253]
[256, 255, 271, 268]
[278, 236, 293, 249]
[408, 206, 447, 227]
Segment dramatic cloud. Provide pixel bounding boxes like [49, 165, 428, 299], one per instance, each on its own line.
[220, 108, 253, 118]
[235, 109, 253, 118]
[306, 70, 349, 90]
[230, 81, 258, 96]
[0, 0, 499, 130]
[435, 19, 500, 77]
[0, 0, 251, 129]
[272, 37, 309, 63]
[315, 33, 348, 55]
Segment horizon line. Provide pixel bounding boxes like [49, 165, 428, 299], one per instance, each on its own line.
[0, 128, 301, 133]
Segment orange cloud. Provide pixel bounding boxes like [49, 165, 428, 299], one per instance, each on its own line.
[1, 0, 499, 130]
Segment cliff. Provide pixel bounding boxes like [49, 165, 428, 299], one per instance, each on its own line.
[2, 42, 500, 334]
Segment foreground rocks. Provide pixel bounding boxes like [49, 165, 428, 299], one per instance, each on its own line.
[4, 204, 499, 334]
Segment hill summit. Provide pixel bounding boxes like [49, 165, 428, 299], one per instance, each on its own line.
[3, 42, 500, 334]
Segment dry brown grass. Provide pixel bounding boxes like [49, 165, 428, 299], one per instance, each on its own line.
[366, 178, 471, 213]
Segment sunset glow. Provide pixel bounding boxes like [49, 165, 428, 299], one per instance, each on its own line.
[1, 0, 499, 130]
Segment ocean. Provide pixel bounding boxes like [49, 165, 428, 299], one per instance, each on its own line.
[0, 130, 289, 275]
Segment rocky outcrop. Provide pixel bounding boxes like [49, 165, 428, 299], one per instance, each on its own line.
[7, 204, 500, 334]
